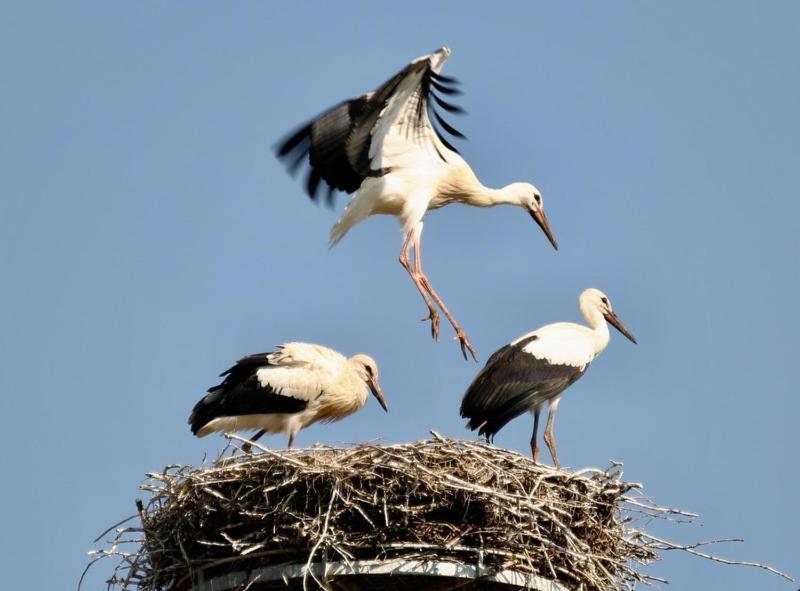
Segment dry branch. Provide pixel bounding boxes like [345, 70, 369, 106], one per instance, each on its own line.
[86, 436, 792, 591]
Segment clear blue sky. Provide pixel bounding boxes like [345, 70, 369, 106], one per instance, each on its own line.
[1, 2, 797, 589]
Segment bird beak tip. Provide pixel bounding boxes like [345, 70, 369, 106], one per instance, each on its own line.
[529, 208, 558, 251]
[369, 379, 389, 412]
[605, 311, 637, 345]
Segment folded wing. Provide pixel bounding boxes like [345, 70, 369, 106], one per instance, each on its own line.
[460, 336, 587, 440]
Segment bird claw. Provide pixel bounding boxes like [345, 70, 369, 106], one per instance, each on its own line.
[454, 329, 478, 362]
[421, 309, 441, 341]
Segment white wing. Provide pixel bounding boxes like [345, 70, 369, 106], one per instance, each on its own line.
[369, 48, 463, 171]
[259, 342, 346, 402]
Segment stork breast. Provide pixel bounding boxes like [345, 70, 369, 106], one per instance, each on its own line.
[521, 330, 595, 368]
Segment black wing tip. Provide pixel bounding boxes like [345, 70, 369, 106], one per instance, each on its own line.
[421, 69, 467, 155]
[188, 395, 214, 434]
[275, 129, 340, 206]
[432, 92, 466, 114]
[430, 78, 463, 96]
[430, 70, 459, 85]
[188, 416, 204, 435]
[306, 168, 322, 201]
[432, 109, 466, 140]
[274, 122, 313, 158]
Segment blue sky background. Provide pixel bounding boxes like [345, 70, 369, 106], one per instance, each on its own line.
[1, 2, 797, 589]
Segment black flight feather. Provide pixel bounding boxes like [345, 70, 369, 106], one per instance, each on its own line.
[276, 123, 312, 157]
[432, 93, 466, 114]
[276, 52, 466, 204]
[189, 354, 309, 436]
[430, 71, 459, 85]
[460, 335, 586, 440]
[431, 78, 462, 96]
[432, 109, 466, 139]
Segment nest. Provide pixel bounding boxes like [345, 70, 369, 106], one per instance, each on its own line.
[89, 435, 790, 591]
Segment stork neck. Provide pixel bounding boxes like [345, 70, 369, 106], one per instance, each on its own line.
[451, 180, 521, 208]
[581, 304, 611, 355]
[471, 184, 521, 207]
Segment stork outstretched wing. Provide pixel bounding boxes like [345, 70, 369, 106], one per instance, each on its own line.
[276, 47, 466, 205]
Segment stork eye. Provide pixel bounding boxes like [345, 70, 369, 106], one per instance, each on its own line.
[534, 194, 541, 204]
[601, 297, 609, 305]
[366, 365, 374, 377]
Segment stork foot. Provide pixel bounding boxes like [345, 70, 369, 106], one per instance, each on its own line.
[454, 329, 478, 362]
[422, 308, 441, 341]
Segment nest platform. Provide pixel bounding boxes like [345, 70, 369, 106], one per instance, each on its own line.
[95, 436, 698, 590]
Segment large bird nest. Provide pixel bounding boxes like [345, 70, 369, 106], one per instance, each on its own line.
[88, 434, 790, 591]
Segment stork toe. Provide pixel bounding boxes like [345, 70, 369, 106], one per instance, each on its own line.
[422, 308, 441, 341]
[455, 329, 478, 362]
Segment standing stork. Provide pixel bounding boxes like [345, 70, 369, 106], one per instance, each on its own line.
[276, 47, 558, 361]
[189, 343, 388, 450]
[459, 289, 636, 468]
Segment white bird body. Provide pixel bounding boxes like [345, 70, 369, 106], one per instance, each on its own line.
[513, 311, 612, 368]
[189, 342, 387, 448]
[460, 289, 637, 468]
[277, 48, 558, 360]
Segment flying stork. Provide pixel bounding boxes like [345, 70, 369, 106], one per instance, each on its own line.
[459, 289, 637, 468]
[189, 342, 388, 450]
[276, 47, 558, 361]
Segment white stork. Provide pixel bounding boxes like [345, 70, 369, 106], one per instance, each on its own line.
[276, 47, 558, 361]
[189, 342, 388, 450]
[459, 288, 636, 468]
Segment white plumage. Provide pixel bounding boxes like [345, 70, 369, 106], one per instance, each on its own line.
[189, 343, 388, 450]
[460, 288, 637, 468]
[277, 47, 558, 360]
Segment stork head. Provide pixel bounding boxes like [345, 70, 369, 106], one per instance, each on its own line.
[511, 183, 558, 250]
[581, 288, 637, 344]
[350, 354, 388, 412]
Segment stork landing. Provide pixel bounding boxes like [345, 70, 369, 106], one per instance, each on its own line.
[277, 48, 558, 360]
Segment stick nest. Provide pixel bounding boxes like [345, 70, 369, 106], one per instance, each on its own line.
[89, 435, 784, 591]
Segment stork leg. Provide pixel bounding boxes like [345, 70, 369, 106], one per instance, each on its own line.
[287, 431, 296, 449]
[530, 408, 541, 463]
[543, 400, 561, 469]
[399, 230, 441, 341]
[411, 225, 478, 361]
[241, 429, 266, 454]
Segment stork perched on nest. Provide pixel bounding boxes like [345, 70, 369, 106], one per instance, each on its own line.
[276, 47, 558, 361]
[460, 289, 637, 468]
[189, 343, 388, 450]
